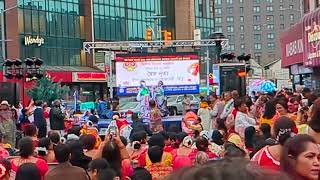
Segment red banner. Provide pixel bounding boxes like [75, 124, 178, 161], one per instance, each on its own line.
[280, 21, 303, 68]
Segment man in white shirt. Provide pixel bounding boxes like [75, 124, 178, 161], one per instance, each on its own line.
[234, 97, 257, 138]
[220, 92, 234, 120]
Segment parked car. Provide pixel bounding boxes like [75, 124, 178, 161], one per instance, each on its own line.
[118, 102, 140, 119]
[167, 95, 199, 116]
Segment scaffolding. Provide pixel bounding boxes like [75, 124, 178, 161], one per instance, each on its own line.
[82, 39, 229, 97]
[83, 39, 229, 53]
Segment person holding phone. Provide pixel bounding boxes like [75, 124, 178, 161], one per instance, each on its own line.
[94, 128, 133, 179]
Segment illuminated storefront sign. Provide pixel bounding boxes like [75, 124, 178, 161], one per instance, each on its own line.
[73, 72, 107, 82]
[24, 36, 44, 46]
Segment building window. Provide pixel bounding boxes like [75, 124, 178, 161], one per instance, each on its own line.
[240, 16, 244, 23]
[239, 0, 243, 3]
[254, 34, 261, 41]
[280, 5, 283, 10]
[240, 34, 245, 40]
[290, 14, 294, 21]
[267, 24, 274, 30]
[227, 35, 234, 41]
[280, 24, 285, 29]
[240, 25, 244, 32]
[215, 17, 222, 23]
[227, 16, 234, 23]
[227, 26, 234, 33]
[267, 0, 273, 3]
[267, 33, 275, 40]
[254, 25, 261, 31]
[227, 0, 233, 5]
[215, 0, 222, 5]
[289, 5, 294, 9]
[20, 0, 83, 66]
[253, 0, 260, 3]
[240, 44, 245, 50]
[253, 6, 260, 13]
[227, 7, 233, 13]
[215, 26, 223, 32]
[254, 43, 262, 50]
[280, 14, 284, 21]
[267, 42, 275, 49]
[255, 53, 262, 58]
[215, 8, 222, 15]
[266, 6, 273, 12]
[254, 15, 261, 22]
[240, 7, 244, 13]
[229, 44, 235, 51]
[266, 15, 274, 22]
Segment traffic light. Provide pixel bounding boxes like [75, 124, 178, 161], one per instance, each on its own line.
[237, 54, 251, 62]
[164, 31, 172, 41]
[145, 28, 152, 41]
[220, 53, 235, 61]
[238, 69, 247, 77]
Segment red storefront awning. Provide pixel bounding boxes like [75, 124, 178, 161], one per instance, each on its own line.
[280, 21, 304, 68]
[303, 8, 320, 67]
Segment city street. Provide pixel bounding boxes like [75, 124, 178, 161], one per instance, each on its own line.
[0, 0, 319, 180]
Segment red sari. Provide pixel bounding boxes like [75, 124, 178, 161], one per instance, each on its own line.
[251, 146, 280, 171]
[10, 158, 49, 179]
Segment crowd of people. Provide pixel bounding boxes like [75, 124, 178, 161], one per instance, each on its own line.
[0, 86, 319, 180]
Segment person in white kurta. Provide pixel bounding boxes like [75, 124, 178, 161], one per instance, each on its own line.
[197, 102, 212, 132]
[234, 98, 257, 138]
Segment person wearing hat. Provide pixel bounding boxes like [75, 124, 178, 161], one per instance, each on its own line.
[0, 101, 16, 148]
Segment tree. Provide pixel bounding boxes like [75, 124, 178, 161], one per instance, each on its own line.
[27, 77, 69, 104]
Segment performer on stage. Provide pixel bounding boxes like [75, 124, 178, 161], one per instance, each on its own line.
[136, 80, 151, 120]
[152, 81, 168, 117]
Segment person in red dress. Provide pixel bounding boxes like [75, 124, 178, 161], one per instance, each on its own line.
[188, 136, 217, 162]
[10, 137, 48, 179]
[251, 116, 297, 171]
[146, 146, 173, 180]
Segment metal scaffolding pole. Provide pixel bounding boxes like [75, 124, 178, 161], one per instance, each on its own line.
[83, 39, 229, 53]
[83, 39, 229, 96]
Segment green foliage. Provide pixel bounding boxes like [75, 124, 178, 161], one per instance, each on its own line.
[27, 77, 69, 104]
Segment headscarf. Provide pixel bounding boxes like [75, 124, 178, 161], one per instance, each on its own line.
[200, 102, 209, 109]
[182, 136, 193, 148]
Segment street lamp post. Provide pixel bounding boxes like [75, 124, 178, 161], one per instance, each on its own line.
[207, 32, 225, 95]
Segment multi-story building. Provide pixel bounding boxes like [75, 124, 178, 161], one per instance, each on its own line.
[214, 0, 301, 65]
[280, 0, 320, 90]
[0, 0, 214, 104]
